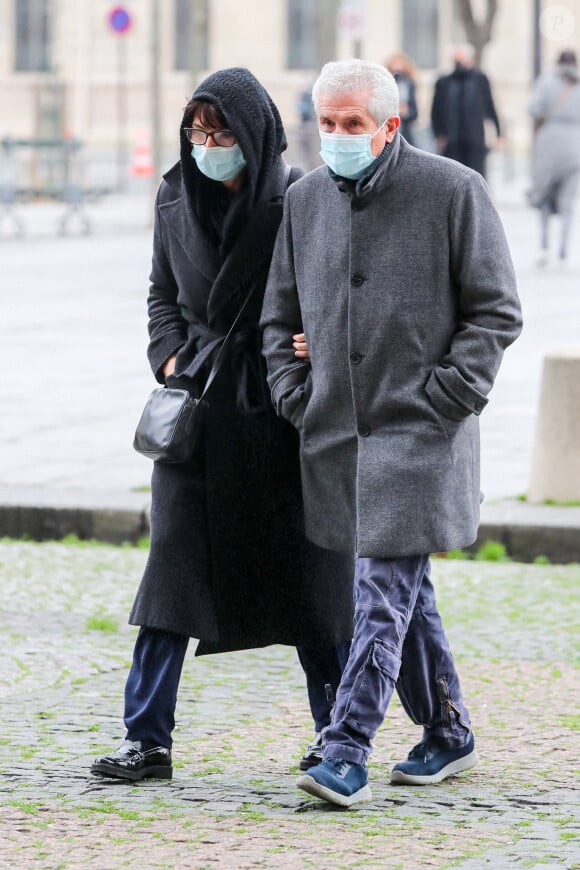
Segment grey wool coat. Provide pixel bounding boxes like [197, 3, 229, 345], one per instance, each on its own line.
[528, 64, 580, 214]
[261, 133, 522, 559]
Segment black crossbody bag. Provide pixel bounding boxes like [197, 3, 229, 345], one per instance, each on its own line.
[133, 286, 254, 463]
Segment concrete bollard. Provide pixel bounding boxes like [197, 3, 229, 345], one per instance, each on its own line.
[528, 350, 580, 504]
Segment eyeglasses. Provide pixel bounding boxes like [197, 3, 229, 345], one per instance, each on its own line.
[183, 127, 237, 147]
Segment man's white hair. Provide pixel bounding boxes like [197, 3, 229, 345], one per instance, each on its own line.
[312, 59, 399, 125]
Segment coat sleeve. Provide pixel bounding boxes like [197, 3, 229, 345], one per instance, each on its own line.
[425, 172, 523, 422]
[430, 78, 446, 138]
[260, 194, 311, 429]
[481, 73, 501, 137]
[406, 79, 419, 124]
[527, 75, 551, 124]
[146, 189, 188, 383]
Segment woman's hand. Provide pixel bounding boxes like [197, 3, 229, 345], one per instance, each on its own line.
[163, 354, 177, 377]
[293, 333, 310, 360]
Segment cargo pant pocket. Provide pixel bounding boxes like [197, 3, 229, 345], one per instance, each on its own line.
[344, 637, 401, 739]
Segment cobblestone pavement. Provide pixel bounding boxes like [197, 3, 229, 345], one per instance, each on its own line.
[0, 541, 579, 869]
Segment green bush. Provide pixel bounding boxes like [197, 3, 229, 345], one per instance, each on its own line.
[473, 540, 510, 562]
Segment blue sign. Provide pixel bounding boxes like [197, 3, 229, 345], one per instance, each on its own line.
[109, 6, 132, 33]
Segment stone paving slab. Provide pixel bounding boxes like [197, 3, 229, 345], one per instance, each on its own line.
[0, 541, 579, 868]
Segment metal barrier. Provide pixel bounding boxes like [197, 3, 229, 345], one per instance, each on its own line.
[0, 137, 113, 236]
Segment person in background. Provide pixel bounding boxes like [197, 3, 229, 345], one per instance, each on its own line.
[528, 49, 580, 265]
[90, 68, 353, 783]
[386, 52, 418, 145]
[297, 78, 320, 170]
[261, 59, 522, 808]
[431, 44, 501, 177]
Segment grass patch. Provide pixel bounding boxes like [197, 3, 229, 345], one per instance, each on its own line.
[437, 540, 511, 562]
[0, 533, 148, 548]
[543, 498, 580, 507]
[85, 615, 119, 633]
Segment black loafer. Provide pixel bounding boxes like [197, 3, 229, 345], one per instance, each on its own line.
[91, 740, 172, 781]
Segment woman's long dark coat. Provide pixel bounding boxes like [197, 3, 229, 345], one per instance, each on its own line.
[129, 72, 353, 654]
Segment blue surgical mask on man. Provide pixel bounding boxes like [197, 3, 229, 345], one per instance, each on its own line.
[192, 143, 246, 182]
[319, 121, 387, 179]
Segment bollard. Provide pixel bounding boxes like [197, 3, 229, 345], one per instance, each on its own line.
[528, 350, 580, 504]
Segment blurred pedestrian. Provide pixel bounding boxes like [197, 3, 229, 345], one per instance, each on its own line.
[431, 44, 501, 177]
[261, 59, 522, 808]
[297, 79, 319, 170]
[90, 68, 353, 783]
[528, 49, 580, 265]
[386, 52, 418, 145]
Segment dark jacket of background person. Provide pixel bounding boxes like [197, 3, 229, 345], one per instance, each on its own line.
[528, 52, 580, 215]
[261, 134, 522, 559]
[386, 54, 419, 146]
[392, 72, 418, 145]
[129, 68, 353, 655]
[431, 63, 500, 174]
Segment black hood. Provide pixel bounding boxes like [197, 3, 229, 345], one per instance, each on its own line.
[178, 68, 287, 257]
[181, 67, 287, 201]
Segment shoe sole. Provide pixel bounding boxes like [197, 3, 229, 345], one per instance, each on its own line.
[90, 763, 172, 782]
[296, 773, 372, 807]
[390, 749, 478, 786]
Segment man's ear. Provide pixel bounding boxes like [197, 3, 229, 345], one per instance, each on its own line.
[385, 116, 401, 143]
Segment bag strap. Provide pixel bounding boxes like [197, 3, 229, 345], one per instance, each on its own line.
[197, 162, 293, 402]
[197, 285, 254, 401]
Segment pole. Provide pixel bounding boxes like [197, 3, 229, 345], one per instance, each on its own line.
[117, 33, 128, 191]
[191, 0, 206, 80]
[151, 0, 162, 189]
[533, 0, 542, 80]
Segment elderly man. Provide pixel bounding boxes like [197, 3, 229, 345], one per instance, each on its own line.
[261, 59, 522, 807]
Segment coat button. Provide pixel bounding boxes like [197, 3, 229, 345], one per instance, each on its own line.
[351, 275, 364, 286]
[358, 424, 371, 437]
[350, 352, 363, 364]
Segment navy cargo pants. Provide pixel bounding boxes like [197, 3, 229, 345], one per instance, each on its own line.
[323, 555, 471, 765]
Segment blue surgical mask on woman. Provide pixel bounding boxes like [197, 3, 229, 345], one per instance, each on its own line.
[192, 143, 247, 182]
[319, 121, 387, 179]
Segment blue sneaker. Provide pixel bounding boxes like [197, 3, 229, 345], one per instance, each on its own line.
[390, 732, 478, 785]
[296, 758, 372, 807]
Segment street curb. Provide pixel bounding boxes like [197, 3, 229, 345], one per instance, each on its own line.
[0, 504, 150, 545]
[474, 520, 580, 563]
[1, 499, 579, 563]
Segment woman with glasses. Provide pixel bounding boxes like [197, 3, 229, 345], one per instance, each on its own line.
[90, 68, 353, 782]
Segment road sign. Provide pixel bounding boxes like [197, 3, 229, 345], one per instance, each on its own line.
[337, 0, 366, 42]
[109, 6, 132, 34]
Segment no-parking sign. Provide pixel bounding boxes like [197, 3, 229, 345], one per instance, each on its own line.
[109, 6, 132, 34]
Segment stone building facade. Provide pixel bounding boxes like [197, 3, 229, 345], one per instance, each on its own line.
[1, 0, 578, 164]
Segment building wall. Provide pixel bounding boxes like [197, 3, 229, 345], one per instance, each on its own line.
[1, 0, 579, 162]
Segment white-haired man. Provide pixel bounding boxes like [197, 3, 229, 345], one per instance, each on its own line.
[261, 59, 522, 807]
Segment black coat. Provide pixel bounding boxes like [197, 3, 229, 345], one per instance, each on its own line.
[431, 65, 500, 150]
[129, 70, 353, 655]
